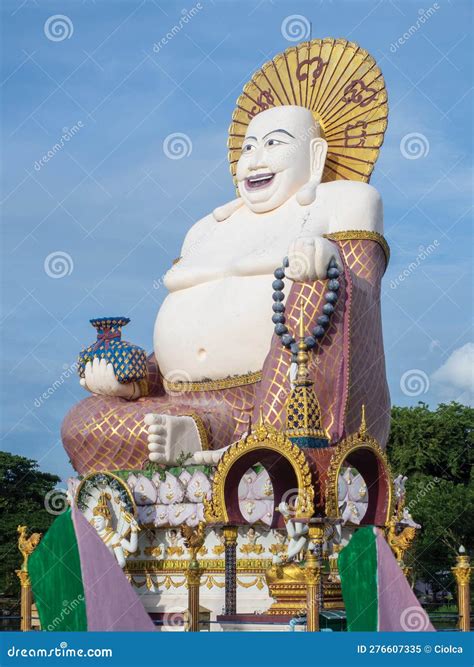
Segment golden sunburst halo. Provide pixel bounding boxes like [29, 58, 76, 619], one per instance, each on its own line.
[228, 38, 388, 185]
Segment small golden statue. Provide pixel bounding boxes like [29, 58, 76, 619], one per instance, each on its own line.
[181, 522, 206, 563]
[212, 530, 226, 556]
[269, 531, 288, 558]
[385, 474, 419, 566]
[17, 525, 41, 572]
[165, 529, 185, 557]
[240, 526, 264, 555]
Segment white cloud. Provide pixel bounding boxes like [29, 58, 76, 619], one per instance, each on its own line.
[431, 343, 474, 405]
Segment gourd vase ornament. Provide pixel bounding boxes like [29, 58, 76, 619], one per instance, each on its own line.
[78, 317, 147, 384]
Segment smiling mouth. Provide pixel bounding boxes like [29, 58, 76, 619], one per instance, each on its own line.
[245, 172, 275, 190]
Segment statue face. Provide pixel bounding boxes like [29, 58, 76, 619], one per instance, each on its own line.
[93, 515, 106, 531]
[236, 106, 326, 213]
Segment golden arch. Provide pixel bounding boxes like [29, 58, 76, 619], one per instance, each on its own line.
[325, 432, 393, 526]
[204, 422, 315, 525]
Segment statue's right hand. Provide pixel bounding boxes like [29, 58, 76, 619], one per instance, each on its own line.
[285, 237, 317, 282]
[80, 358, 136, 399]
[286, 236, 341, 281]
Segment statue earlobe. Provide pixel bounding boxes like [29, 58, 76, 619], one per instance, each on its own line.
[213, 198, 244, 222]
[296, 181, 318, 206]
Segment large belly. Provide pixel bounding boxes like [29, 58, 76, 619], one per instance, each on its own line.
[154, 276, 275, 381]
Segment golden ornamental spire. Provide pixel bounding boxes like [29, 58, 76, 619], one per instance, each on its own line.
[285, 301, 327, 443]
[358, 404, 368, 439]
[295, 299, 311, 387]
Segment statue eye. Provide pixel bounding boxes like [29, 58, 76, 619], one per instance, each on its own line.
[242, 143, 256, 153]
[265, 138, 284, 147]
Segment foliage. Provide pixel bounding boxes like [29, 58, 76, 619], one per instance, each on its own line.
[0, 452, 60, 596]
[386, 402, 473, 592]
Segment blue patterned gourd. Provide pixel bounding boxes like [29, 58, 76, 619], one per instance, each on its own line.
[77, 317, 147, 384]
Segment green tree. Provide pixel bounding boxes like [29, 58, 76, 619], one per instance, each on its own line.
[0, 452, 60, 596]
[386, 402, 474, 591]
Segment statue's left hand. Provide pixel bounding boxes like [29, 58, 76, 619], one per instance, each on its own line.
[80, 357, 137, 399]
[286, 236, 341, 282]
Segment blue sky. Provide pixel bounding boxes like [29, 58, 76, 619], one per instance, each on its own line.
[1, 0, 472, 481]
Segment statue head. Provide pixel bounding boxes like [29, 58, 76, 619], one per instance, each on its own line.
[92, 491, 111, 531]
[92, 514, 108, 531]
[236, 105, 327, 213]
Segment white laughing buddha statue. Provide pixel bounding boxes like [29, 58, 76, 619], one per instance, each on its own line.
[63, 41, 390, 474]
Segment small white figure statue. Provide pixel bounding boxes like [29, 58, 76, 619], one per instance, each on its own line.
[91, 492, 139, 569]
[394, 474, 408, 502]
[272, 501, 308, 564]
[165, 528, 185, 557]
[401, 507, 421, 529]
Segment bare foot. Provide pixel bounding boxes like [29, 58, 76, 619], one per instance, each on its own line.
[192, 448, 229, 466]
[144, 413, 202, 465]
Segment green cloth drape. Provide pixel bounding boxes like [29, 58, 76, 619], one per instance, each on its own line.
[29, 508, 87, 631]
[338, 526, 378, 631]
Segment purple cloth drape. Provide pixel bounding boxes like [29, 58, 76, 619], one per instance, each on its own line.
[72, 505, 155, 631]
[376, 528, 434, 632]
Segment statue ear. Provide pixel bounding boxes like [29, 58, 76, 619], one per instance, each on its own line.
[310, 137, 328, 179]
[296, 137, 328, 206]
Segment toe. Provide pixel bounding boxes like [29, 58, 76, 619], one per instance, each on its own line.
[148, 452, 165, 463]
[148, 424, 166, 435]
[212, 451, 224, 464]
[144, 413, 159, 426]
[147, 434, 165, 444]
[192, 451, 204, 464]
[147, 442, 165, 453]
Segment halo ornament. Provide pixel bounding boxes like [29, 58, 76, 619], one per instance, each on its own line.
[228, 38, 388, 185]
